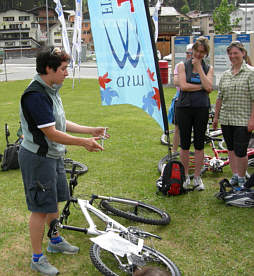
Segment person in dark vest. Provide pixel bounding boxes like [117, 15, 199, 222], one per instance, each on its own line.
[175, 36, 214, 191]
[213, 41, 254, 188]
[18, 46, 109, 275]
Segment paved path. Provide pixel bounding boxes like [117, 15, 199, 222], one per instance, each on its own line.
[0, 58, 98, 81]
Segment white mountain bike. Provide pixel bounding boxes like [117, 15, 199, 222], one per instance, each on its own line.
[47, 159, 181, 276]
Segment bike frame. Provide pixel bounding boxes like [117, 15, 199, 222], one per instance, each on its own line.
[59, 197, 129, 236]
[56, 196, 148, 258]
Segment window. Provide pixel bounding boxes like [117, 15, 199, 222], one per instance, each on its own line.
[21, 41, 29, 46]
[3, 17, 14, 21]
[54, 39, 61, 43]
[23, 33, 29, 38]
[9, 24, 20, 29]
[19, 16, 30, 21]
[5, 41, 15, 46]
[31, 23, 37, 28]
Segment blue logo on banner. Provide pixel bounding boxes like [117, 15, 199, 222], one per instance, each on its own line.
[105, 21, 141, 69]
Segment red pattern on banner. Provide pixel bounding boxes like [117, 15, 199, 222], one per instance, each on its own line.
[117, 0, 134, 12]
[99, 72, 112, 89]
[152, 87, 161, 110]
[147, 68, 155, 82]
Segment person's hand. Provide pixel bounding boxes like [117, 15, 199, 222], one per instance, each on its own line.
[82, 137, 104, 152]
[212, 118, 218, 130]
[91, 127, 110, 139]
[248, 118, 254, 132]
[192, 58, 202, 72]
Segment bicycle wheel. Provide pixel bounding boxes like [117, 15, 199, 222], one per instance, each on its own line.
[90, 243, 181, 276]
[158, 152, 206, 179]
[100, 197, 170, 225]
[157, 152, 180, 174]
[64, 158, 88, 175]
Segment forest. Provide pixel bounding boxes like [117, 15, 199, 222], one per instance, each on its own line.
[0, 0, 252, 13]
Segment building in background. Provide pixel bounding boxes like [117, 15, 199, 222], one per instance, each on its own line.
[0, 8, 40, 53]
[187, 10, 215, 36]
[149, 6, 192, 58]
[231, 3, 254, 33]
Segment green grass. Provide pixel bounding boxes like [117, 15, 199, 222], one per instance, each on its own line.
[0, 79, 253, 275]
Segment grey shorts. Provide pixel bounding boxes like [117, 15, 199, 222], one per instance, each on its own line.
[18, 146, 70, 213]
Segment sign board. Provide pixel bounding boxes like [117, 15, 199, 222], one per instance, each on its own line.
[174, 36, 190, 65]
[214, 35, 232, 72]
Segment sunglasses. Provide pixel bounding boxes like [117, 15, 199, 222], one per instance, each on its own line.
[229, 40, 243, 47]
[186, 52, 192, 55]
[50, 47, 61, 55]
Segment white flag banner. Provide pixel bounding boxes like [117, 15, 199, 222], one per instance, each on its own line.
[71, 0, 82, 71]
[76, 0, 82, 66]
[53, 0, 71, 55]
[152, 0, 163, 42]
[71, 12, 78, 69]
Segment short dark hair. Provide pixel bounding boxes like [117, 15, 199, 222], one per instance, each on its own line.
[36, 46, 70, 74]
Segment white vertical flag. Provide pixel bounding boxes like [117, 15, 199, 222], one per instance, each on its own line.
[53, 0, 71, 54]
[152, 0, 163, 42]
[71, 0, 82, 83]
[76, 0, 82, 66]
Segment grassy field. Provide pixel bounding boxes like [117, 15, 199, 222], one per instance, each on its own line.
[0, 79, 253, 276]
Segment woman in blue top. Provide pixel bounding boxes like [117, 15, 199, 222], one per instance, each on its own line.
[176, 37, 214, 191]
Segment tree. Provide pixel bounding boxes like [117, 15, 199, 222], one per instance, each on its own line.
[212, 0, 241, 34]
[181, 4, 190, 14]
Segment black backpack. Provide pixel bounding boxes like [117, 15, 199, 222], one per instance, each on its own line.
[1, 144, 20, 171]
[158, 160, 186, 196]
[1, 123, 21, 171]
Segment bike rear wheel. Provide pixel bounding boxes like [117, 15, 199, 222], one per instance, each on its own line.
[90, 243, 181, 276]
[158, 152, 206, 179]
[100, 197, 170, 225]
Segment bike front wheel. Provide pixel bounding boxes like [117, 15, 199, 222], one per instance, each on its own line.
[100, 197, 170, 225]
[64, 158, 88, 175]
[90, 243, 181, 276]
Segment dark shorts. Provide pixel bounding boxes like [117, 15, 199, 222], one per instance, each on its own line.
[18, 146, 69, 213]
[176, 107, 209, 150]
[221, 125, 251, 157]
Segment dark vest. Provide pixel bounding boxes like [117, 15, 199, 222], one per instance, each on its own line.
[176, 59, 210, 108]
[21, 80, 53, 157]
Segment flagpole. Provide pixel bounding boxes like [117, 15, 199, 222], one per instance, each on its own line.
[143, 0, 169, 135]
